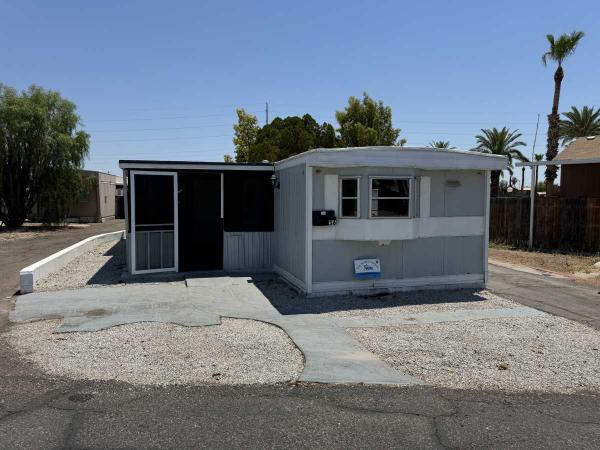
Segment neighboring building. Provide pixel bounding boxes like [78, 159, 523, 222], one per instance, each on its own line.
[69, 170, 122, 223]
[120, 147, 506, 296]
[556, 136, 600, 198]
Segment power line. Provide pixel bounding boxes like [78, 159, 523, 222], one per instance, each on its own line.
[92, 134, 232, 143]
[88, 124, 232, 133]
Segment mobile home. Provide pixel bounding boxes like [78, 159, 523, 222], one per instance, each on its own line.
[120, 147, 506, 295]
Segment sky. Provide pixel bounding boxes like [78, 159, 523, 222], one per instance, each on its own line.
[2, 0, 599, 185]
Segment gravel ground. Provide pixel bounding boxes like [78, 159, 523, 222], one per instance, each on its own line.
[257, 280, 518, 317]
[35, 239, 125, 291]
[349, 316, 600, 393]
[5, 318, 303, 385]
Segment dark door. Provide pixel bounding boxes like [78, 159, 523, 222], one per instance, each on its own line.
[178, 172, 223, 271]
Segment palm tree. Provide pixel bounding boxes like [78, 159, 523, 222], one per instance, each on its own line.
[542, 31, 585, 187]
[559, 106, 600, 145]
[428, 140, 453, 149]
[519, 155, 530, 190]
[532, 153, 544, 192]
[472, 127, 527, 197]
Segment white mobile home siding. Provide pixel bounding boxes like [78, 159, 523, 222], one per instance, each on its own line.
[273, 165, 306, 286]
[311, 167, 487, 288]
[223, 232, 273, 271]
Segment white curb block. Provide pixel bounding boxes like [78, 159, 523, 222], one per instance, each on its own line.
[19, 230, 124, 294]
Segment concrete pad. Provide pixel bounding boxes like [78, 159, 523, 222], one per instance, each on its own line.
[10, 275, 550, 386]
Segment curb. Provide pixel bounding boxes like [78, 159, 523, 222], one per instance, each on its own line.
[19, 230, 124, 294]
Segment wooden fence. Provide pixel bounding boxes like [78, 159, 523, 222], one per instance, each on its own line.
[490, 197, 600, 252]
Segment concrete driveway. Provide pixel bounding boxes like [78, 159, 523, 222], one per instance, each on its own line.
[11, 275, 543, 386]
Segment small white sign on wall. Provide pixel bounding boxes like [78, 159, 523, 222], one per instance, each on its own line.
[354, 258, 381, 279]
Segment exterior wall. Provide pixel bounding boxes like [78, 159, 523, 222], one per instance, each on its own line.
[273, 164, 306, 285]
[312, 167, 485, 218]
[312, 236, 484, 282]
[69, 173, 99, 221]
[427, 170, 485, 217]
[223, 231, 273, 271]
[97, 172, 117, 220]
[69, 171, 118, 222]
[310, 167, 488, 293]
[560, 164, 600, 198]
[313, 166, 418, 217]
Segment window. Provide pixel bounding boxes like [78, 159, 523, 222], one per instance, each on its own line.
[224, 172, 274, 232]
[370, 177, 411, 218]
[339, 177, 360, 218]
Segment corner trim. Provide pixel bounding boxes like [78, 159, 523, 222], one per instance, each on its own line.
[274, 264, 307, 292]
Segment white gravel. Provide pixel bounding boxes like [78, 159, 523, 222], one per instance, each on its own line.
[35, 239, 125, 291]
[5, 318, 303, 385]
[349, 316, 600, 393]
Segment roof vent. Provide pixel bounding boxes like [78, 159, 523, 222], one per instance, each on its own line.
[586, 136, 596, 140]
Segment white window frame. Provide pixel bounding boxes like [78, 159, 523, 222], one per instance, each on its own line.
[130, 170, 179, 275]
[368, 176, 413, 219]
[339, 176, 360, 218]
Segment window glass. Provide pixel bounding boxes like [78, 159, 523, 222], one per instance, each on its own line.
[341, 199, 358, 217]
[339, 178, 359, 218]
[371, 178, 410, 197]
[341, 178, 358, 197]
[370, 178, 410, 218]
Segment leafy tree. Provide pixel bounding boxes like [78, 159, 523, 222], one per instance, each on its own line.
[541, 31, 585, 186]
[232, 108, 259, 162]
[559, 106, 600, 145]
[248, 114, 336, 162]
[0, 85, 89, 227]
[223, 154, 234, 162]
[471, 127, 527, 197]
[428, 140, 453, 149]
[336, 93, 403, 147]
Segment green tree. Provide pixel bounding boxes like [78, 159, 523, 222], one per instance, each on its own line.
[428, 140, 453, 149]
[541, 31, 585, 186]
[336, 93, 403, 147]
[232, 108, 259, 162]
[471, 127, 527, 197]
[248, 114, 336, 162]
[559, 106, 600, 145]
[0, 85, 90, 227]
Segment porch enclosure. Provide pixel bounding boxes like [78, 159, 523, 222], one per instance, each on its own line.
[490, 197, 600, 251]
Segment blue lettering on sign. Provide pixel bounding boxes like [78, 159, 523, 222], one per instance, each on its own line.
[354, 259, 381, 279]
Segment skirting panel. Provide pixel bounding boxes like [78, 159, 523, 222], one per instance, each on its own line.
[310, 274, 484, 297]
[223, 232, 273, 271]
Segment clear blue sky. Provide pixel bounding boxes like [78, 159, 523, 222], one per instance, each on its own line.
[2, 0, 599, 185]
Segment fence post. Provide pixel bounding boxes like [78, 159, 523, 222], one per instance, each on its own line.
[528, 167, 537, 249]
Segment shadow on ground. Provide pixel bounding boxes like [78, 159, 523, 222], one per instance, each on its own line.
[87, 239, 127, 286]
[253, 280, 487, 315]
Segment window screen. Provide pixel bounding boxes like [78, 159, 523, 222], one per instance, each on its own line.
[370, 178, 411, 217]
[134, 174, 174, 228]
[224, 172, 274, 231]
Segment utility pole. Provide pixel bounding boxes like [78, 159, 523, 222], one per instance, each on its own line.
[528, 113, 540, 249]
[265, 102, 269, 125]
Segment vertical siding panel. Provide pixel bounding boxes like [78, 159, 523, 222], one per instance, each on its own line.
[223, 232, 273, 271]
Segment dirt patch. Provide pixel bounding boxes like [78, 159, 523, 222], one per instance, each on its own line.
[489, 245, 600, 287]
[0, 223, 89, 241]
